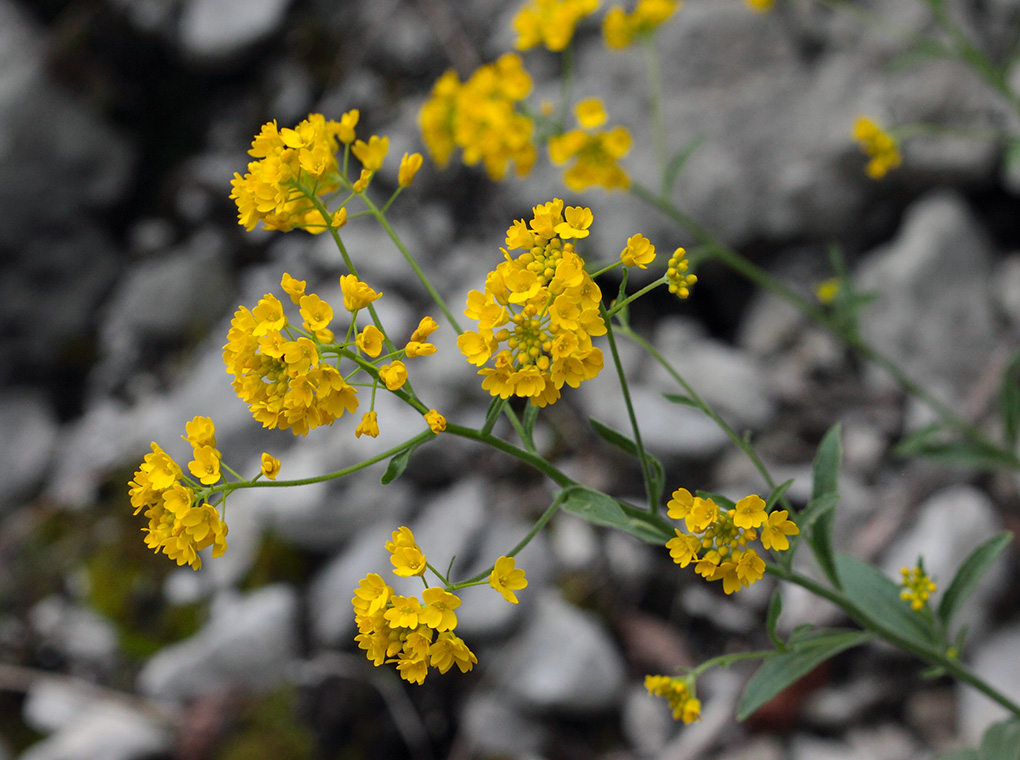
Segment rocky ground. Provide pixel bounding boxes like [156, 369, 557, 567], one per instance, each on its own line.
[1, 0, 1020, 758]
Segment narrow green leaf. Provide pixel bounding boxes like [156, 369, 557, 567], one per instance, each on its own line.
[837, 554, 942, 652]
[662, 392, 698, 408]
[736, 629, 872, 721]
[766, 589, 784, 649]
[933, 750, 979, 760]
[663, 134, 707, 195]
[809, 424, 842, 587]
[938, 532, 1014, 628]
[999, 352, 1020, 446]
[797, 492, 841, 535]
[765, 479, 795, 511]
[381, 446, 416, 485]
[1004, 140, 1020, 175]
[980, 719, 1020, 760]
[558, 486, 629, 529]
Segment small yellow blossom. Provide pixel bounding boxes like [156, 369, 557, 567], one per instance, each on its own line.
[513, 0, 599, 52]
[815, 277, 840, 305]
[398, 152, 424, 187]
[420, 587, 461, 632]
[356, 324, 385, 357]
[548, 110, 632, 192]
[554, 205, 594, 239]
[379, 361, 408, 391]
[900, 565, 937, 611]
[425, 409, 446, 433]
[852, 116, 902, 179]
[183, 415, 217, 449]
[340, 274, 382, 312]
[620, 233, 656, 269]
[603, 0, 680, 49]
[352, 168, 373, 193]
[352, 135, 390, 172]
[188, 444, 222, 486]
[665, 247, 697, 299]
[645, 675, 701, 723]
[337, 109, 359, 144]
[733, 494, 767, 530]
[404, 340, 437, 358]
[280, 273, 306, 305]
[489, 555, 528, 603]
[331, 208, 348, 229]
[260, 453, 281, 480]
[299, 293, 333, 333]
[761, 509, 799, 551]
[575, 98, 607, 129]
[745, 0, 774, 11]
[410, 316, 438, 343]
[355, 411, 380, 438]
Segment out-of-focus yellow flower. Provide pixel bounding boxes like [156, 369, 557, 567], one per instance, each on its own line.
[645, 675, 701, 723]
[603, 0, 680, 49]
[549, 100, 631, 192]
[513, 0, 599, 52]
[398, 152, 424, 187]
[852, 116, 902, 179]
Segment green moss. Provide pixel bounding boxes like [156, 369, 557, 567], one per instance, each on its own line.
[215, 686, 316, 760]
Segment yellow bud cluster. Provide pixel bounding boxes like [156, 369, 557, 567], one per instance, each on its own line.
[852, 116, 902, 179]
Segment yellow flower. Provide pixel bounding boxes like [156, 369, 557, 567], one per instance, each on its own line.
[280, 272, 306, 305]
[548, 114, 632, 192]
[761, 509, 799, 551]
[352, 168, 373, 193]
[404, 340, 437, 358]
[188, 444, 222, 486]
[513, 0, 599, 52]
[356, 324, 385, 357]
[398, 152, 424, 187]
[410, 316, 438, 342]
[352, 135, 390, 172]
[355, 411, 380, 438]
[575, 98, 607, 129]
[733, 494, 767, 530]
[645, 675, 701, 723]
[388, 527, 428, 577]
[340, 274, 382, 312]
[419, 54, 536, 181]
[260, 453, 281, 480]
[489, 555, 528, 603]
[331, 207, 348, 229]
[620, 233, 656, 269]
[852, 115, 902, 179]
[603, 0, 680, 49]
[429, 632, 477, 674]
[425, 409, 446, 433]
[379, 361, 408, 391]
[337, 109, 359, 144]
[900, 565, 937, 611]
[420, 588, 461, 632]
[385, 595, 425, 627]
[554, 205, 594, 239]
[745, 0, 774, 11]
[352, 573, 392, 617]
[815, 277, 840, 305]
[182, 415, 216, 449]
[299, 293, 333, 333]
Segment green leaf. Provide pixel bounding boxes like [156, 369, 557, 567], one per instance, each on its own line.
[766, 589, 784, 649]
[558, 486, 629, 529]
[1004, 140, 1020, 175]
[933, 750, 980, 760]
[808, 424, 842, 587]
[663, 134, 707, 196]
[894, 424, 1019, 469]
[736, 628, 872, 721]
[888, 36, 955, 72]
[980, 719, 1020, 760]
[662, 392, 698, 408]
[938, 532, 1014, 628]
[796, 492, 841, 535]
[765, 479, 795, 511]
[1000, 352, 1020, 446]
[837, 554, 942, 652]
[590, 418, 665, 506]
[381, 446, 416, 485]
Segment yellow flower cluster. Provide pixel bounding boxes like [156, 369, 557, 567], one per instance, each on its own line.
[644, 675, 701, 723]
[229, 113, 349, 233]
[513, 0, 599, 52]
[900, 565, 937, 611]
[549, 99, 632, 192]
[665, 247, 697, 299]
[664, 489, 798, 594]
[745, 0, 774, 12]
[420, 54, 536, 181]
[128, 417, 228, 570]
[353, 528, 529, 684]
[603, 0, 680, 49]
[852, 116, 902, 179]
[457, 199, 607, 407]
[223, 272, 437, 437]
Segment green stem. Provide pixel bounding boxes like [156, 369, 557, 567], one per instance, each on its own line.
[770, 564, 1020, 717]
[630, 183, 1020, 471]
[445, 423, 574, 489]
[605, 277, 667, 318]
[356, 192, 463, 333]
[602, 306, 659, 512]
[642, 36, 668, 190]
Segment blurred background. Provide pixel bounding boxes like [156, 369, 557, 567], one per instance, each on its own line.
[1, 0, 1020, 758]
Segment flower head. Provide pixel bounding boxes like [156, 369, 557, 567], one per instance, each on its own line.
[340, 275, 382, 312]
[548, 103, 631, 192]
[489, 555, 528, 603]
[513, 0, 599, 52]
[603, 0, 680, 49]
[645, 675, 701, 724]
[665, 247, 697, 299]
[260, 453, 281, 480]
[425, 409, 447, 433]
[900, 565, 937, 611]
[852, 116, 902, 179]
[398, 152, 424, 187]
[620, 233, 656, 269]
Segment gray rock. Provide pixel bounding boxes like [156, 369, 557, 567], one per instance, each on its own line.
[20, 687, 169, 760]
[459, 691, 548, 758]
[958, 622, 1020, 743]
[992, 253, 1020, 330]
[491, 592, 625, 713]
[28, 597, 119, 675]
[138, 584, 299, 700]
[621, 683, 676, 755]
[0, 391, 57, 513]
[856, 191, 997, 401]
[178, 0, 294, 65]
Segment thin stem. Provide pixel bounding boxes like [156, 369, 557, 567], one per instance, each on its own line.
[630, 182, 1020, 471]
[605, 277, 667, 318]
[642, 36, 668, 188]
[602, 307, 659, 512]
[445, 423, 574, 489]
